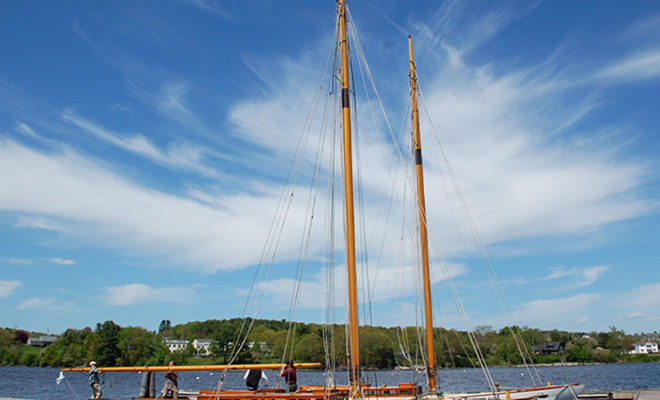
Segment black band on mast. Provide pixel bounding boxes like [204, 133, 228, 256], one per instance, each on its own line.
[414, 149, 423, 165]
[342, 88, 350, 108]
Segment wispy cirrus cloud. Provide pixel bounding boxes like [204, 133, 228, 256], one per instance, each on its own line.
[0, 280, 22, 299]
[16, 297, 74, 311]
[183, 0, 233, 19]
[580, 266, 609, 287]
[258, 262, 467, 311]
[512, 293, 602, 327]
[624, 312, 659, 322]
[105, 283, 195, 306]
[49, 258, 76, 266]
[127, 80, 206, 135]
[61, 110, 218, 177]
[622, 282, 660, 309]
[16, 122, 39, 139]
[596, 49, 660, 82]
[4, 258, 31, 265]
[505, 266, 609, 291]
[0, 138, 286, 273]
[16, 216, 68, 232]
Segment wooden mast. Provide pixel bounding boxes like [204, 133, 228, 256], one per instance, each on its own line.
[408, 35, 437, 393]
[337, 0, 361, 396]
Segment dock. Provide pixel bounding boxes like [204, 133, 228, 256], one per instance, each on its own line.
[579, 390, 660, 400]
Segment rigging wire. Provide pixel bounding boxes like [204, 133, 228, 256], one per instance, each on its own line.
[210, 10, 339, 397]
[59, 373, 83, 400]
[418, 87, 543, 386]
[343, 20, 503, 391]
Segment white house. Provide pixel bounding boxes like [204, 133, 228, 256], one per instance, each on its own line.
[27, 335, 57, 347]
[165, 339, 190, 352]
[629, 340, 659, 354]
[193, 338, 212, 356]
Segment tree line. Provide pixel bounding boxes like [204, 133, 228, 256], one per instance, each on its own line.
[1, 319, 657, 367]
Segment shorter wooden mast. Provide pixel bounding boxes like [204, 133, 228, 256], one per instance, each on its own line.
[409, 35, 437, 393]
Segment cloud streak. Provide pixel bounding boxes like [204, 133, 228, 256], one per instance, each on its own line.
[16, 297, 73, 311]
[0, 280, 22, 299]
[61, 111, 218, 177]
[49, 258, 76, 266]
[0, 138, 312, 273]
[596, 49, 660, 82]
[105, 283, 195, 306]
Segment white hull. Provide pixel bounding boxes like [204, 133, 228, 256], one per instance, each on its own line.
[440, 383, 584, 400]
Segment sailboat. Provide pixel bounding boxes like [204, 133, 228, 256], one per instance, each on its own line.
[59, 2, 582, 400]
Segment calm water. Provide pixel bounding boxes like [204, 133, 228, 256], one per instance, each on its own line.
[1, 364, 659, 400]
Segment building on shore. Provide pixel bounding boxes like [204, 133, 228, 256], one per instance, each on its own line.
[27, 335, 58, 347]
[629, 340, 659, 354]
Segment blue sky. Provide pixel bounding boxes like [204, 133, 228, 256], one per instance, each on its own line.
[1, 0, 659, 336]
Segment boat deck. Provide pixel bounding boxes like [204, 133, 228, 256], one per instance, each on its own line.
[579, 390, 660, 400]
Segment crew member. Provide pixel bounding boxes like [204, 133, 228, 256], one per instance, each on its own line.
[88, 361, 102, 400]
[280, 360, 297, 393]
[243, 368, 268, 391]
[161, 361, 179, 399]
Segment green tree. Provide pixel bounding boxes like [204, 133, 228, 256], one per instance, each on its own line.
[360, 327, 395, 368]
[604, 327, 633, 357]
[565, 337, 594, 363]
[94, 321, 121, 366]
[210, 322, 240, 363]
[118, 326, 162, 366]
[158, 320, 172, 334]
[293, 333, 324, 363]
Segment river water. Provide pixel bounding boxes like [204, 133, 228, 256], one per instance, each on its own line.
[1, 364, 659, 400]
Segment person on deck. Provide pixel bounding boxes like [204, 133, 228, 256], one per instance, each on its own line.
[243, 368, 269, 391]
[280, 360, 297, 393]
[161, 361, 179, 399]
[88, 361, 102, 400]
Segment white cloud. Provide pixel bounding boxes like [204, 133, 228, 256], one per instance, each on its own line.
[624, 312, 659, 322]
[513, 293, 601, 326]
[49, 258, 76, 266]
[16, 122, 39, 139]
[229, 22, 653, 266]
[501, 265, 609, 293]
[541, 267, 572, 281]
[15, 216, 67, 231]
[17, 297, 55, 309]
[127, 80, 206, 135]
[4, 258, 31, 265]
[596, 49, 660, 82]
[0, 138, 305, 272]
[580, 266, 609, 287]
[183, 0, 232, 19]
[622, 282, 660, 308]
[105, 283, 195, 306]
[410, 46, 653, 253]
[0, 280, 22, 299]
[61, 111, 218, 177]
[16, 297, 73, 311]
[258, 261, 466, 312]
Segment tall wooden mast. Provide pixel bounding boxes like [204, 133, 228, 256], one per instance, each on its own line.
[338, 0, 361, 395]
[409, 35, 437, 393]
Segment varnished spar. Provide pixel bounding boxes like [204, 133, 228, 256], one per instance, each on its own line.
[60, 362, 322, 373]
[337, 0, 361, 397]
[408, 35, 437, 393]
